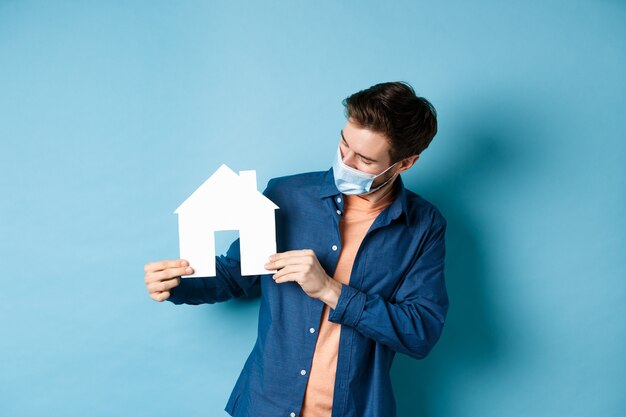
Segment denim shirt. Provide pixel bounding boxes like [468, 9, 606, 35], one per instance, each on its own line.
[168, 168, 448, 417]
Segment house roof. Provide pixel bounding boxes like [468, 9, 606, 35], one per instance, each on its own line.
[174, 164, 279, 215]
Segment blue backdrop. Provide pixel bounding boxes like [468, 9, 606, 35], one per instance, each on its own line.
[1, 1, 624, 416]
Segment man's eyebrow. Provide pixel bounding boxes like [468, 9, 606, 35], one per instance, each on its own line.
[340, 130, 378, 163]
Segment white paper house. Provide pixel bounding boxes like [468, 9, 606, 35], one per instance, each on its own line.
[174, 164, 279, 278]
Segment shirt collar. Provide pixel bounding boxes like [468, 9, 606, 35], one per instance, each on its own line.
[320, 167, 410, 225]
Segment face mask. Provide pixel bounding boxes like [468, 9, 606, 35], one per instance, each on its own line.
[332, 146, 398, 195]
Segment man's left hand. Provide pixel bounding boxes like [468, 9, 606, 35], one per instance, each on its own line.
[265, 249, 334, 300]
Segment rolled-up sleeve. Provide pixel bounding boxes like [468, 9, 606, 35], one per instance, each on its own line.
[328, 218, 448, 359]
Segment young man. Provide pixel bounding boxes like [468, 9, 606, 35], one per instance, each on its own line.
[144, 81, 448, 417]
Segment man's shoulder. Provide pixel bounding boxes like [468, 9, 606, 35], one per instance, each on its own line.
[264, 170, 328, 192]
[403, 187, 447, 228]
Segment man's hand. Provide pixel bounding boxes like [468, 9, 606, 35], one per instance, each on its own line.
[144, 259, 193, 302]
[264, 250, 342, 308]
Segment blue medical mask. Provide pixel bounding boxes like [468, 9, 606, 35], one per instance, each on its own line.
[332, 146, 399, 195]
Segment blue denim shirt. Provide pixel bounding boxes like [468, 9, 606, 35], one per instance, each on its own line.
[168, 168, 448, 417]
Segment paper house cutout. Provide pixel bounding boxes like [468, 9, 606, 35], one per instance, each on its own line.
[174, 164, 279, 278]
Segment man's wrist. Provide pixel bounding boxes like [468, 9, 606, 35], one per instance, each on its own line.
[319, 277, 342, 309]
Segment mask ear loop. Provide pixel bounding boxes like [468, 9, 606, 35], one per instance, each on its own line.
[362, 161, 400, 195]
[373, 160, 399, 178]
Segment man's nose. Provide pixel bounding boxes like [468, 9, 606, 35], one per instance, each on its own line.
[342, 150, 358, 168]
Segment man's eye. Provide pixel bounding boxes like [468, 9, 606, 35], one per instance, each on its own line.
[361, 157, 372, 165]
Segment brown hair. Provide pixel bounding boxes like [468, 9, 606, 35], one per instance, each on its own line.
[342, 81, 438, 162]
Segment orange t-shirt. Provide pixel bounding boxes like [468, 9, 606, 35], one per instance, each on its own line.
[300, 188, 396, 417]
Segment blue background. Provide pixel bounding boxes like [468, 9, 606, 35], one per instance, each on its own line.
[1, 1, 624, 416]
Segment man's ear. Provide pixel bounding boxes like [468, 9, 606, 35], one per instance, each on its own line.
[397, 155, 419, 174]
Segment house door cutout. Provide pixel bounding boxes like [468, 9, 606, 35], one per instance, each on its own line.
[215, 230, 240, 257]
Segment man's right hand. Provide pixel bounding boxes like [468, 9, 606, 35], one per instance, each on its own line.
[144, 259, 194, 302]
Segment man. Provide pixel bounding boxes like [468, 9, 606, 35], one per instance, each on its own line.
[144, 81, 448, 417]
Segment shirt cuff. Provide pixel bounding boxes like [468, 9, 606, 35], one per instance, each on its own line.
[167, 277, 195, 305]
[328, 284, 367, 327]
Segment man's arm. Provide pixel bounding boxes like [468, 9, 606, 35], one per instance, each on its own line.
[167, 238, 261, 305]
[266, 218, 448, 360]
[144, 238, 261, 305]
[326, 220, 448, 359]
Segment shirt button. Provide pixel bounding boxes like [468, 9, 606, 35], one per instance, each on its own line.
[336, 210, 342, 215]
[309, 327, 315, 333]
[331, 245, 338, 251]
[300, 369, 307, 376]
[290, 413, 296, 417]
[336, 197, 342, 203]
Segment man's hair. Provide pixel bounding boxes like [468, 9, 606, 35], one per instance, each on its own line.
[342, 81, 438, 162]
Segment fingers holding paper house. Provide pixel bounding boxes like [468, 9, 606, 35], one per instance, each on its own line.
[143, 259, 192, 302]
